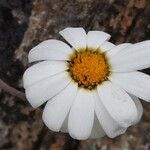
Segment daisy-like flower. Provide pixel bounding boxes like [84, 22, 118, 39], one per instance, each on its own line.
[23, 27, 150, 140]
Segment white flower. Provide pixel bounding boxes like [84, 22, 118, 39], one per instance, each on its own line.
[23, 27, 150, 140]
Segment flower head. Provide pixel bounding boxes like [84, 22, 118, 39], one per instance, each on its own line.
[23, 27, 150, 140]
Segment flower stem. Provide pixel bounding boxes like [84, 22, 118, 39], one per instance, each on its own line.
[0, 78, 26, 101]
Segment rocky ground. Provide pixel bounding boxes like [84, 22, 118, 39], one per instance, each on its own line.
[0, 0, 150, 150]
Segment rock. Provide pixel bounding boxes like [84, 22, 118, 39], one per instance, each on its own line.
[0, 0, 150, 149]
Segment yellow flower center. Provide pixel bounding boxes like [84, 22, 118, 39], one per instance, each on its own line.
[68, 49, 110, 90]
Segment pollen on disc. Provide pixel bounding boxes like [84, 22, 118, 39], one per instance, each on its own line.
[68, 49, 110, 90]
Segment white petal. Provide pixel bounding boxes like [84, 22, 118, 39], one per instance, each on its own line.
[100, 41, 116, 52]
[129, 94, 143, 124]
[23, 61, 67, 89]
[87, 31, 111, 50]
[89, 114, 105, 139]
[107, 43, 132, 57]
[97, 81, 138, 127]
[94, 91, 127, 138]
[28, 39, 72, 62]
[42, 81, 77, 132]
[25, 71, 71, 108]
[68, 89, 95, 140]
[109, 40, 150, 72]
[59, 27, 86, 50]
[109, 71, 150, 102]
[60, 114, 68, 133]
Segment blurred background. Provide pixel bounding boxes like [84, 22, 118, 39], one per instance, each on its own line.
[0, 0, 150, 149]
